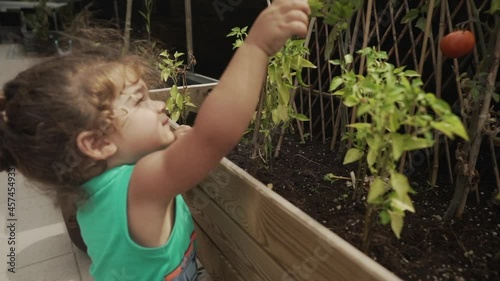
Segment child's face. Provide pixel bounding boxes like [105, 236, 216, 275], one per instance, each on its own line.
[107, 73, 175, 164]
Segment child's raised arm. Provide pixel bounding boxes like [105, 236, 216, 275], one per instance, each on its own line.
[132, 0, 310, 202]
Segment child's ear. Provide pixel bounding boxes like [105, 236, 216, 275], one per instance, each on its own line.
[76, 131, 117, 160]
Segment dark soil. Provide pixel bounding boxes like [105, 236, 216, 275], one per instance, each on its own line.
[227, 135, 500, 281]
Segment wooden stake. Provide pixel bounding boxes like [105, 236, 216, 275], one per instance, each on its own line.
[431, 0, 448, 187]
[124, 0, 133, 52]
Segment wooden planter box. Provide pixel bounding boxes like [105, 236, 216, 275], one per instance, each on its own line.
[150, 73, 402, 280]
[184, 159, 402, 281]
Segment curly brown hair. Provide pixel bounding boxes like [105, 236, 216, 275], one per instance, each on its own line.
[0, 48, 147, 205]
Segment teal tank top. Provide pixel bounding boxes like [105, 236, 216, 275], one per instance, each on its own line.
[77, 165, 198, 281]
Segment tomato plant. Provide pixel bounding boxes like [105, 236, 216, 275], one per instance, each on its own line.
[330, 47, 468, 250]
[440, 30, 476, 58]
[158, 51, 196, 123]
[228, 27, 314, 163]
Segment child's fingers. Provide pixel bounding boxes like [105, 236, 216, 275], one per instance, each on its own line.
[284, 10, 309, 29]
[277, 0, 311, 16]
[284, 21, 309, 38]
[277, 0, 310, 37]
[176, 125, 192, 133]
[174, 125, 192, 139]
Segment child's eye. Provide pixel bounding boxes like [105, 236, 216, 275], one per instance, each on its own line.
[135, 94, 145, 104]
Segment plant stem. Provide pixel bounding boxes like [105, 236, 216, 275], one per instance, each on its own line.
[362, 205, 375, 253]
[431, 0, 447, 187]
[251, 89, 266, 159]
[418, 0, 435, 74]
[489, 135, 500, 193]
[445, 20, 500, 220]
[124, 0, 133, 52]
[348, 0, 374, 150]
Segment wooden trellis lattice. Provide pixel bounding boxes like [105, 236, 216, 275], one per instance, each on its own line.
[292, 0, 498, 193]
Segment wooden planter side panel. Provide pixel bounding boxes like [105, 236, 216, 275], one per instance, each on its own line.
[193, 221, 245, 281]
[185, 158, 403, 281]
[184, 186, 290, 280]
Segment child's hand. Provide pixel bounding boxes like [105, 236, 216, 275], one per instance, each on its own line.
[246, 0, 310, 56]
[174, 125, 192, 140]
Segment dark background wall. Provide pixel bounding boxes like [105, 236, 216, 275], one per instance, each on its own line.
[0, 0, 265, 78]
[150, 0, 266, 78]
[101, 0, 267, 78]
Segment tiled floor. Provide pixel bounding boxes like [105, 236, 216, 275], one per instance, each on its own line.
[0, 43, 93, 281]
[0, 43, 213, 281]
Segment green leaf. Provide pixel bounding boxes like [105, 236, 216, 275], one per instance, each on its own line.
[415, 17, 427, 33]
[393, 66, 406, 74]
[367, 147, 378, 168]
[488, 0, 500, 15]
[366, 136, 383, 151]
[170, 85, 179, 99]
[329, 59, 341, 65]
[175, 93, 184, 109]
[171, 111, 180, 122]
[233, 40, 243, 49]
[391, 133, 405, 160]
[277, 104, 289, 123]
[308, 0, 324, 15]
[293, 113, 310, 121]
[492, 92, 499, 103]
[357, 47, 372, 56]
[299, 57, 317, 68]
[390, 195, 415, 213]
[379, 210, 390, 225]
[432, 116, 469, 141]
[427, 95, 451, 114]
[347, 123, 372, 131]
[390, 171, 410, 198]
[367, 177, 387, 204]
[323, 173, 335, 183]
[388, 111, 400, 132]
[343, 148, 364, 164]
[359, 80, 378, 93]
[278, 84, 291, 105]
[357, 103, 371, 117]
[402, 193, 415, 213]
[161, 70, 171, 82]
[404, 70, 420, 77]
[344, 54, 353, 64]
[268, 64, 277, 85]
[329, 76, 343, 92]
[343, 95, 360, 107]
[432, 122, 454, 139]
[444, 115, 469, 141]
[324, 29, 337, 61]
[401, 8, 420, 24]
[297, 70, 308, 87]
[271, 109, 280, 124]
[166, 96, 175, 111]
[404, 136, 434, 151]
[332, 89, 345, 96]
[389, 211, 404, 239]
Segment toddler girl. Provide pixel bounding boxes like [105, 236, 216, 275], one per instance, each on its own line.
[0, 1, 310, 280]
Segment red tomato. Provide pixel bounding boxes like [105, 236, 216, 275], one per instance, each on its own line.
[440, 30, 476, 58]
